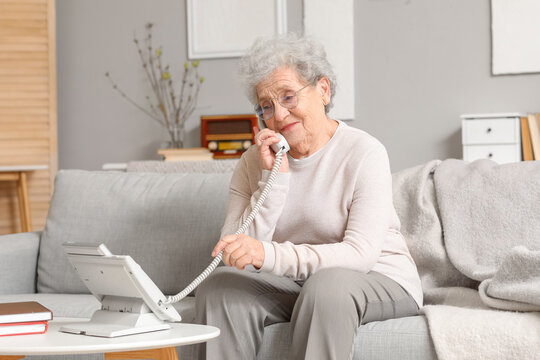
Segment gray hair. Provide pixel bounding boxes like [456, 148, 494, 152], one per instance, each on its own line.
[237, 33, 337, 114]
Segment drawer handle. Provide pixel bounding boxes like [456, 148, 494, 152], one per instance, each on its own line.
[488, 153, 493, 158]
[486, 128, 492, 133]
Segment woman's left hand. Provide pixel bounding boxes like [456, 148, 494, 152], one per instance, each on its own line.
[212, 234, 265, 270]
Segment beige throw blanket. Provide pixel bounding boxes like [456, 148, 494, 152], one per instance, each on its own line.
[392, 159, 540, 360]
[478, 245, 540, 312]
[421, 288, 540, 360]
[434, 159, 540, 311]
[392, 160, 478, 301]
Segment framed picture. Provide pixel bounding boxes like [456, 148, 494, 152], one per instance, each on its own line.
[187, 0, 287, 59]
[491, 0, 540, 75]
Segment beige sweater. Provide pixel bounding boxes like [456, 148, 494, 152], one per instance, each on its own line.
[221, 121, 423, 307]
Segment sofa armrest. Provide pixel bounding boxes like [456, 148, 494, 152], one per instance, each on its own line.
[0, 231, 41, 294]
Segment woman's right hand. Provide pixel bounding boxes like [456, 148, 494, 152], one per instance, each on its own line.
[254, 127, 289, 172]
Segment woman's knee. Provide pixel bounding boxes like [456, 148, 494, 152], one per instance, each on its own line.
[196, 267, 258, 309]
[299, 268, 359, 308]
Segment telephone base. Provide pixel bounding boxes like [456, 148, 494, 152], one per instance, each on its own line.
[60, 310, 170, 338]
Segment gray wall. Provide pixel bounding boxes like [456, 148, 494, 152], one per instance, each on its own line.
[56, 0, 302, 170]
[56, 0, 540, 172]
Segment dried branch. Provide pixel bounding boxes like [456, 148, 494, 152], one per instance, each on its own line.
[105, 23, 204, 147]
[105, 72, 163, 126]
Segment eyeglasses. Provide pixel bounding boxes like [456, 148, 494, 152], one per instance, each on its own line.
[255, 84, 311, 121]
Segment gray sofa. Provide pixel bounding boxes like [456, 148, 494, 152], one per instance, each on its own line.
[0, 164, 438, 360]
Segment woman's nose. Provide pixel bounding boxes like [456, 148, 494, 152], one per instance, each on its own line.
[273, 102, 290, 122]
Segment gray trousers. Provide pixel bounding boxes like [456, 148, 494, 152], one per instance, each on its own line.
[195, 267, 418, 360]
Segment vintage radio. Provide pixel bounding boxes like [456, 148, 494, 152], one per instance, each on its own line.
[201, 114, 258, 159]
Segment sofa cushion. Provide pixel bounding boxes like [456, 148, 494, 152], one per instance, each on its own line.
[181, 315, 437, 360]
[37, 170, 231, 295]
[0, 231, 41, 295]
[257, 315, 437, 360]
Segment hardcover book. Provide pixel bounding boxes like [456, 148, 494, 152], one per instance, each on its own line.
[521, 116, 534, 161]
[0, 301, 52, 324]
[528, 114, 540, 160]
[0, 321, 48, 337]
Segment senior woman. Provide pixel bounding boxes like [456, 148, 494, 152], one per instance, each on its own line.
[195, 34, 422, 360]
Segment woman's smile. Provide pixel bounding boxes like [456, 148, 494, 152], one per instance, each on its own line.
[280, 122, 299, 133]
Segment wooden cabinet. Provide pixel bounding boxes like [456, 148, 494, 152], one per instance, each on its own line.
[0, 0, 57, 234]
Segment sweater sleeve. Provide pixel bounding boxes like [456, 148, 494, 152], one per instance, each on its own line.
[220, 150, 290, 249]
[269, 143, 394, 280]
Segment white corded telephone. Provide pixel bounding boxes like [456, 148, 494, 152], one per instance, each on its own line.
[162, 121, 289, 305]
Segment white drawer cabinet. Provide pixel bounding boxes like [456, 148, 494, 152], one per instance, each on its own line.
[461, 114, 522, 164]
[463, 144, 520, 164]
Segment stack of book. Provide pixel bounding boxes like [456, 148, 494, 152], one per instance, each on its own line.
[521, 113, 540, 161]
[0, 301, 53, 337]
[157, 147, 214, 162]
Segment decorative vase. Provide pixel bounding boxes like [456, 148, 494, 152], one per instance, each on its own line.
[166, 123, 185, 149]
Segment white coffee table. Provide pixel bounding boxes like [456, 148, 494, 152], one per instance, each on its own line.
[0, 318, 219, 360]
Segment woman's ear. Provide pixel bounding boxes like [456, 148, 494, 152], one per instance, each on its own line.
[317, 77, 331, 106]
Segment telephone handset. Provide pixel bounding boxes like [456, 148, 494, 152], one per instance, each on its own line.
[258, 117, 291, 154]
[162, 118, 289, 305]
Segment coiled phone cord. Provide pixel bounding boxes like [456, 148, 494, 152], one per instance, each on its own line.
[162, 149, 286, 305]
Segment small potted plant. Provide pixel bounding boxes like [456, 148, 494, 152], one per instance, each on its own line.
[106, 23, 204, 149]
